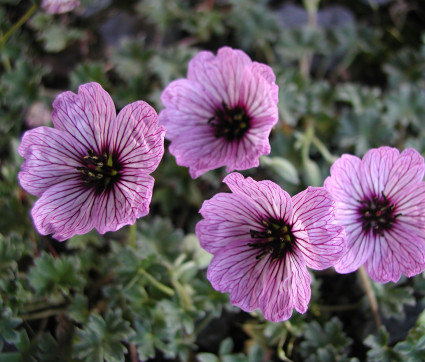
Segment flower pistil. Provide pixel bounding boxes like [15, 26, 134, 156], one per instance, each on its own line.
[358, 193, 400, 236]
[249, 219, 295, 261]
[208, 102, 251, 141]
[77, 149, 121, 191]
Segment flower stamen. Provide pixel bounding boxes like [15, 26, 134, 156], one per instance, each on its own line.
[249, 219, 294, 261]
[358, 193, 399, 236]
[208, 102, 251, 142]
[76, 149, 121, 192]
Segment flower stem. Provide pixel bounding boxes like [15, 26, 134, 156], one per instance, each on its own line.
[358, 266, 382, 328]
[311, 135, 338, 164]
[129, 222, 137, 248]
[0, 2, 38, 50]
[139, 268, 175, 297]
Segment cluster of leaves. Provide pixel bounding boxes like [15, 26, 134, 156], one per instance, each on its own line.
[1, 0, 425, 360]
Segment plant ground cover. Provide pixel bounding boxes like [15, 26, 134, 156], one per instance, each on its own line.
[2, 0, 425, 361]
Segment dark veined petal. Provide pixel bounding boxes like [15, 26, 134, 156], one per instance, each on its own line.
[291, 187, 346, 270]
[111, 101, 166, 174]
[207, 240, 269, 313]
[197, 193, 266, 254]
[260, 250, 311, 322]
[384, 148, 425, 203]
[41, 0, 79, 14]
[223, 172, 293, 222]
[31, 179, 98, 241]
[187, 47, 252, 107]
[359, 146, 399, 199]
[18, 126, 83, 196]
[92, 173, 155, 234]
[52, 82, 116, 155]
[364, 224, 425, 283]
[159, 47, 278, 178]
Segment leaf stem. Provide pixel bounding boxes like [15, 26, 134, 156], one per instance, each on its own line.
[129, 222, 137, 248]
[0, 2, 39, 50]
[358, 266, 382, 328]
[139, 268, 175, 297]
[311, 135, 338, 164]
[21, 308, 67, 321]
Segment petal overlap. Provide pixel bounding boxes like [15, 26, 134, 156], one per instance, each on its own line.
[18, 82, 165, 241]
[196, 173, 345, 322]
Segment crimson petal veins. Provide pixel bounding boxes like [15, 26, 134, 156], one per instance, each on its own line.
[324, 146, 425, 283]
[18, 82, 166, 241]
[195, 173, 346, 322]
[159, 47, 279, 178]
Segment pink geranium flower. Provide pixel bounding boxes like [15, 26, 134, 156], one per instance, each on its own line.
[196, 173, 346, 322]
[324, 146, 425, 283]
[18, 82, 166, 241]
[41, 0, 80, 14]
[159, 47, 279, 178]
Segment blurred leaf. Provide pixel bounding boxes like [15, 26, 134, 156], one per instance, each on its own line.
[372, 282, 415, 320]
[27, 253, 85, 297]
[0, 301, 21, 344]
[73, 310, 133, 362]
[260, 156, 300, 185]
[300, 317, 353, 361]
[364, 326, 402, 362]
[29, 13, 84, 52]
[70, 63, 111, 92]
[394, 309, 425, 361]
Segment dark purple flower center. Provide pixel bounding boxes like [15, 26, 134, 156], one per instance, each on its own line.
[76, 149, 122, 194]
[358, 193, 399, 236]
[248, 219, 295, 262]
[208, 102, 251, 142]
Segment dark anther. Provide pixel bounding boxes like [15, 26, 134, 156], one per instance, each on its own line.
[208, 102, 251, 142]
[76, 149, 121, 194]
[358, 194, 398, 236]
[248, 219, 294, 262]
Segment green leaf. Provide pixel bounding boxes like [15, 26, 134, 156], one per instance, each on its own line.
[70, 63, 111, 92]
[73, 310, 133, 362]
[364, 326, 402, 362]
[0, 301, 21, 344]
[27, 253, 85, 297]
[393, 309, 425, 361]
[196, 353, 220, 362]
[218, 337, 234, 356]
[260, 156, 300, 185]
[372, 282, 415, 320]
[300, 317, 352, 360]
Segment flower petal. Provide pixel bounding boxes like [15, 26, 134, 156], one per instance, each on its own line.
[93, 173, 155, 234]
[223, 173, 293, 222]
[324, 154, 364, 206]
[187, 47, 251, 106]
[31, 179, 98, 241]
[159, 79, 217, 139]
[384, 148, 425, 202]
[196, 193, 265, 254]
[52, 82, 116, 154]
[334, 226, 374, 273]
[260, 251, 311, 322]
[291, 187, 346, 270]
[18, 127, 84, 196]
[207, 240, 270, 312]
[359, 147, 400, 198]
[41, 0, 79, 14]
[112, 101, 165, 174]
[364, 225, 425, 283]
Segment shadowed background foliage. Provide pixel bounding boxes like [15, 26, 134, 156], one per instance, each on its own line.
[1, 0, 425, 360]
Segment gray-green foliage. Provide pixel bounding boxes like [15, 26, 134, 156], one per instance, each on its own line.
[1, 0, 425, 361]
